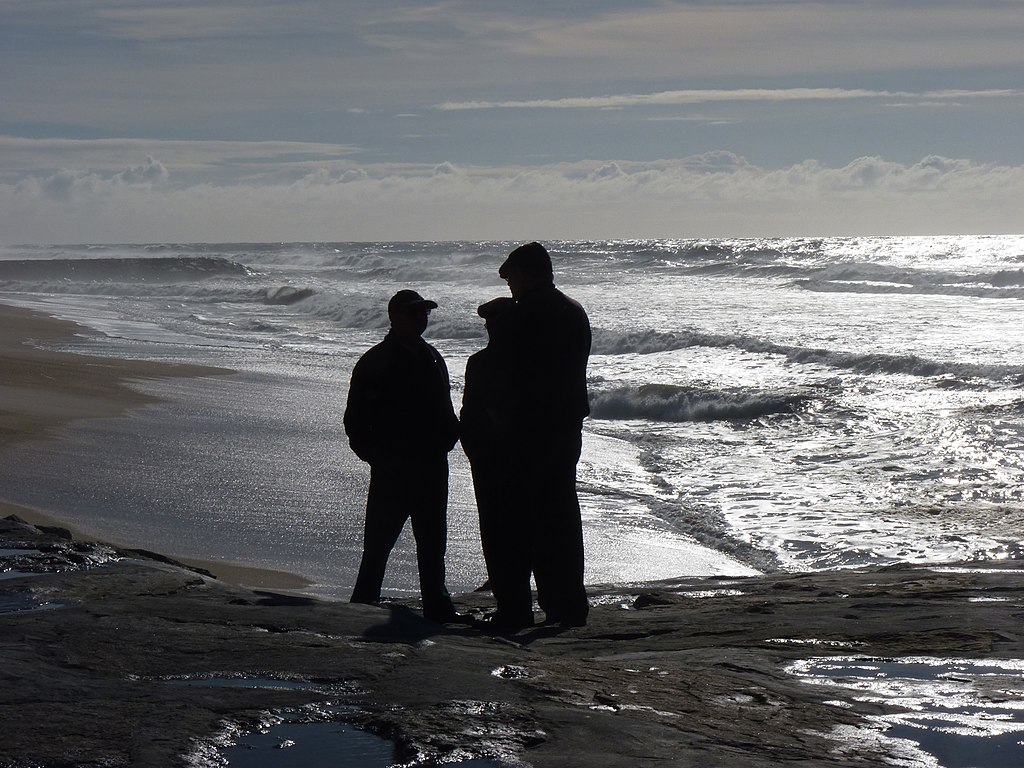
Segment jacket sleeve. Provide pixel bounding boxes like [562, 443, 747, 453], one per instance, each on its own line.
[343, 355, 379, 463]
[432, 348, 461, 452]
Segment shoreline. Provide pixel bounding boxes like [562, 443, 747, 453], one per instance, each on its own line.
[0, 301, 227, 447]
[1, 300, 753, 601]
[0, 301, 311, 592]
[0, 498, 312, 591]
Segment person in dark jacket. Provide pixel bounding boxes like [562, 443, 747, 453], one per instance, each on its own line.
[502, 243, 591, 627]
[472, 242, 591, 630]
[344, 289, 461, 623]
[460, 297, 535, 629]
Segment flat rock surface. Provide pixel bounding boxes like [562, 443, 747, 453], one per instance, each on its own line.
[2, 515, 1023, 767]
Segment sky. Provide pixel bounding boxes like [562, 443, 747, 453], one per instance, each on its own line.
[2, 0, 1024, 243]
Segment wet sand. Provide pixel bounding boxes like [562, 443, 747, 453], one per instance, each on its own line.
[0, 303, 309, 591]
[0, 303, 219, 446]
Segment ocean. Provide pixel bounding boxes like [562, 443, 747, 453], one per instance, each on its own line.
[1, 237, 1022, 601]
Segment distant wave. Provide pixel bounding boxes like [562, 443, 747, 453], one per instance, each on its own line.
[593, 328, 724, 355]
[797, 278, 1024, 300]
[0, 256, 254, 282]
[288, 291, 393, 331]
[989, 269, 1024, 287]
[592, 327, 1023, 383]
[585, 243, 1024, 297]
[261, 286, 314, 305]
[0, 273, 317, 309]
[795, 263, 1024, 299]
[589, 383, 814, 423]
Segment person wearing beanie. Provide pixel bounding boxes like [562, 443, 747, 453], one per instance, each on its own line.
[484, 242, 592, 628]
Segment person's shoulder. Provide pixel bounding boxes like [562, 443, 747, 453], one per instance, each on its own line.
[420, 338, 446, 360]
[466, 347, 491, 367]
[352, 335, 397, 373]
[552, 286, 588, 317]
[357, 336, 390, 359]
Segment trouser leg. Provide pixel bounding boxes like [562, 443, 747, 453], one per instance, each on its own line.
[350, 465, 409, 604]
[474, 461, 533, 621]
[409, 458, 455, 617]
[531, 431, 588, 624]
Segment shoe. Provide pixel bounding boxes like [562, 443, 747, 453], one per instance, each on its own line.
[542, 613, 587, 629]
[474, 611, 535, 634]
[423, 608, 472, 625]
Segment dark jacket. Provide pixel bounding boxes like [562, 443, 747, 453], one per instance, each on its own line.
[508, 283, 591, 432]
[343, 331, 459, 464]
[460, 299, 518, 463]
[460, 346, 514, 464]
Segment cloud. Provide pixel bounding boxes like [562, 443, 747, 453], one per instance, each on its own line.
[13, 156, 170, 204]
[0, 137, 362, 183]
[2, 151, 1022, 243]
[501, 2, 1024, 78]
[116, 156, 169, 185]
[435, 88, 1024, 111]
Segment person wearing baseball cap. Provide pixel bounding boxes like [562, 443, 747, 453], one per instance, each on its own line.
[344, 289, 462, 623]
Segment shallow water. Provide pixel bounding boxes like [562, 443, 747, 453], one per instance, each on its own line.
[789, 656, 1024, 767]
[166, 678, 508, 767]
[220, 716, 398, 768]
[0, 342, 754, 598]
[0, 592, 69, 613]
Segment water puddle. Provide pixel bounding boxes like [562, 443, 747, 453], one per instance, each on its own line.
[0, 548, 43, 557]
[789, 656, 1024, 767]
[0, 548, 45, 581]
[171, 677, 509, 767]
[220, 709, 396, 768]
[0, 540, 123, 575]
[0, 592, 70, 614]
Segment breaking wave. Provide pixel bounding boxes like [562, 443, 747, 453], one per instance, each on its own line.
[589, 383, 814, 423]
[0, 276, 318, 309]
[592, 327, 1023, 383]
[0, 256, 254, 282]
[262, 286, 315, 305]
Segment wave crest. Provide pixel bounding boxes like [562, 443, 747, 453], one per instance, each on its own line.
[589, 383, 814, 423]
[593, 327, 1022, 382]
[0, 256, 254, 282]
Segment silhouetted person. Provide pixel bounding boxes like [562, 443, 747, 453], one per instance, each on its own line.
[499, 242, 592, 627]
[460, 297, 535, 629]
[344, 289, 461, 623]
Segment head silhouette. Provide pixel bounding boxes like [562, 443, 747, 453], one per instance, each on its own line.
[388, 289, 437, 340]
[477, 296, 515, 348]
[498, 242, 554, 299]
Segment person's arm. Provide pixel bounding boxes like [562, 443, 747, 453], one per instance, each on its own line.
[343, 355, 380, 463]
[430, 346, 461, 452]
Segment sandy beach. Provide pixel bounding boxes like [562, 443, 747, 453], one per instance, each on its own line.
[0, 303, 219, 449]
[3, 302, 1024, 766]
[0, 303, 312, 591]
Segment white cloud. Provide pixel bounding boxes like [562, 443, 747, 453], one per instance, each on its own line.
[2, 152, 1022, 243]
[0, 137, 362, 181]
[435, 88, 1024, 111]
[503, 3, 1024, 78]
